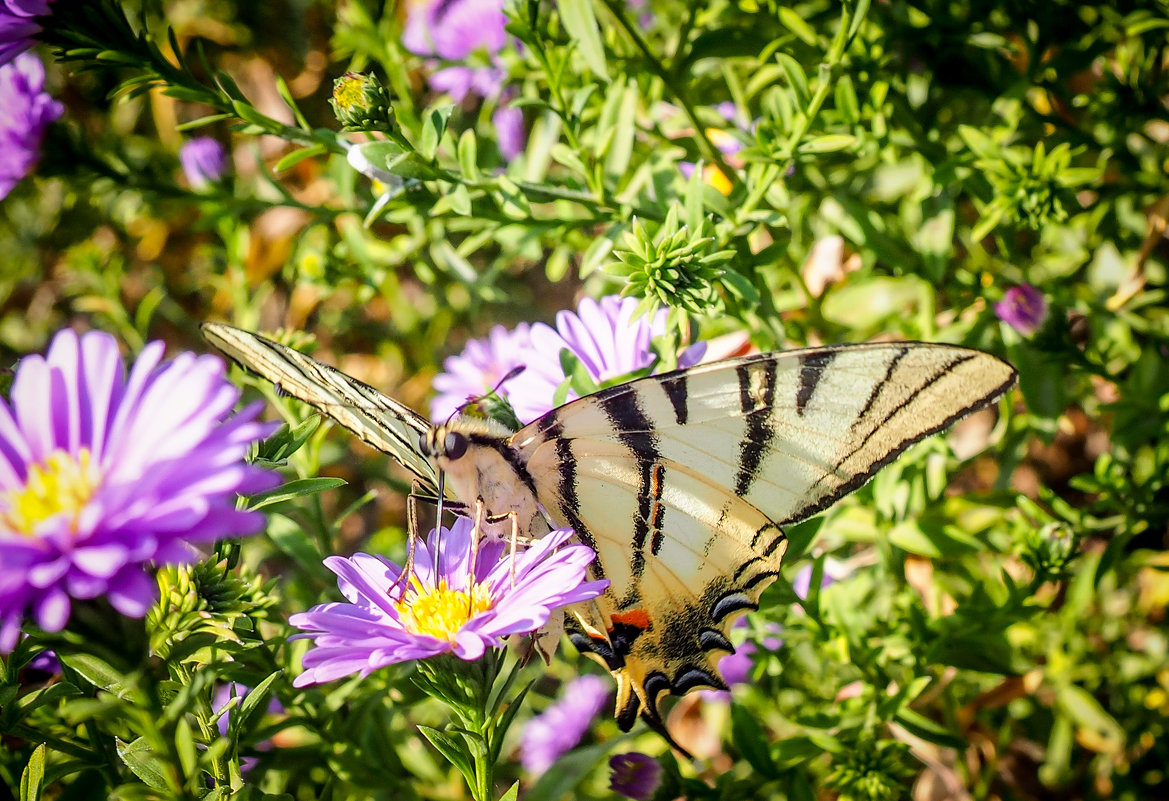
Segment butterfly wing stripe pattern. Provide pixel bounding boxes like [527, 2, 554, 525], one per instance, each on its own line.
[201, 323, 440, 495]
[512, 341, 1015, 728]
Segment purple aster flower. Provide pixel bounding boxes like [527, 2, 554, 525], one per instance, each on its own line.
[504, 295, 705, 423]
[609, 752, 662, 800]
[520, 674, 610, 774]
[0, 52, 62, 200]
[0, 329, 279, 653]
[402, 0, 525, 158]
[289, 518, 608, 685]
[0, 0, 51, 66]
[995, 284, 1048, 337]
[430, 322, 532, 421]
[433, 296, 706, 425]
[180, 137, 230, 190]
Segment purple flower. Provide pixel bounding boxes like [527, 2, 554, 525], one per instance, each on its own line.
[432, 296, 706, 425]
[520, 674, 610, 773]
[505, 295, 705, 422]
[180, 137, 229, 189]
[0, 52, 62, 200]
[289, 518, 608, 685]
[430, 322, 532, 421]
[0, 0, 51, 66]
[994, 284, 1048, 337]
[0, 330, 279, 653]
[609, 752, 662, 800]
[402, 0, 524, 158]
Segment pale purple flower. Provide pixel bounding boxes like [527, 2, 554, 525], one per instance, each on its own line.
[0, 52, 62, 200]
[402, 0, 524, 158]
[504, 295, 705, 422]
[180, 137, 229, 189]
[520, 674, 610, 773]
[0, 330, 278, 652]
[609, 752, 662, 800]
[995, 284, 1048, 337]
[0, 0, 51, 66]
[289, 518, 608, 685]
[430, 322, 532, 421]
[432, 296, 706, 425]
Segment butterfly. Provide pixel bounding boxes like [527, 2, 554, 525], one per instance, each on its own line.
[203, 322, 1016, 736]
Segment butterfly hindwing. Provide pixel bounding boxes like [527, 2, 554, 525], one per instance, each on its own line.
[201, 323, 440, 496]
[512, 342, 1016, 725]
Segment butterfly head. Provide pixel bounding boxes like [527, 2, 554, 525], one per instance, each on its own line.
[419, 417, 545, 542]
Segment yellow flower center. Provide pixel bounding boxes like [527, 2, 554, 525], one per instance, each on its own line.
[394, 578, 495, 641]
[1, 449, 99, 537]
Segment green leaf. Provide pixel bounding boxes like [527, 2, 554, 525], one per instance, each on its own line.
[58, 654, 125, 694]
[1056, 684, 1124, 754]
[777, 7, 818, 45]
[274, 144, 326, 173]
[235, 671, 283, 737]
[775, 52, 810, 107]
[417, 726, 475, 787]
[604, 81, 638, 180]
[19, 743, 45, 801]
[117, 738, 174, 792]
[559, 0, 609, 79]
[731, 704, 779, 777]
[525, 740, 620, 801]
[419, 105, 455, 161]
[174, 718, 198, 778]
[499, 781, 520, 801]
[893, 709, 966, 750]
[457, 129, 480, 181]
[798, 134, 857, 153]
[246, 477, 347, 510]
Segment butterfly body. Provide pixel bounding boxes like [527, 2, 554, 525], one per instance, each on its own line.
[202, 323, 1016, 733]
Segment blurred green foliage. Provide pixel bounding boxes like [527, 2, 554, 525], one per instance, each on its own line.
[2, 0, 1168, 799]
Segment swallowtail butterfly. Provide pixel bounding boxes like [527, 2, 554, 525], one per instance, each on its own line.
[203, 322, 1016, 735]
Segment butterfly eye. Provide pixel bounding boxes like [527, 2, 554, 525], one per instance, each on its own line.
[419, 431, 430, 455]
[444, 431, 468, 460]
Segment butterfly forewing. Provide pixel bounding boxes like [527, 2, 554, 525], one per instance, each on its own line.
[201, 323, 441, 496]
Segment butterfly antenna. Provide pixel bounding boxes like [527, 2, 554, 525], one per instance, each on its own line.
[445, 365, 527, 425]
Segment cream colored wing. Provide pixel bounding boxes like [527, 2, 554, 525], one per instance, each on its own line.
[512, 341, 1016, 727]
[202, 322, 440, 495]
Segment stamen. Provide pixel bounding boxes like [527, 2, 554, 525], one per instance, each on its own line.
[394, 578, 494, 641]
[1, 449, 99, 537]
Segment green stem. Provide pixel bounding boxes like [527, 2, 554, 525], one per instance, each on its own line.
[598, 0, 742, 194]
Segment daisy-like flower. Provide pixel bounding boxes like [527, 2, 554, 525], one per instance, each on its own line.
[402, 0, 524, 159]
[504, 295, 705, 423]
[0, 52, 62, 200]
[995, 283, 1048, 337]
[432, 296, 706, 426]
[609, 752, 663, 800]
[289, 518, 608, 685]
[0, 0, 51, 66]
[0, 329, 278, 653]
[520, 674, 610, 774]
[430, 322, 532, 421]
[179, 137, 229, 190]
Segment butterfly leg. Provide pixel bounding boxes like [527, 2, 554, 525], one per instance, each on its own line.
[394, 480, 429, 595]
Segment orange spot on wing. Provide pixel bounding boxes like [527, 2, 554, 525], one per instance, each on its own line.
[611, 609, 652, 630]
